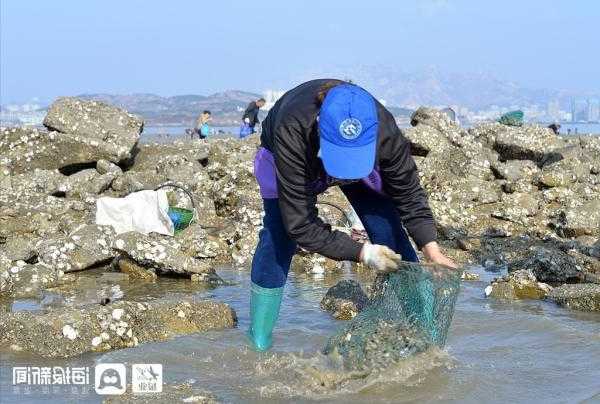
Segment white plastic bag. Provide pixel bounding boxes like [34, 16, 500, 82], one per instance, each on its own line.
[96, 190, 174, 236]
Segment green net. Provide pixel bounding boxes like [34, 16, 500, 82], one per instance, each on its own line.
[322, 262, 461, 371]
[498, 110, 524, 127]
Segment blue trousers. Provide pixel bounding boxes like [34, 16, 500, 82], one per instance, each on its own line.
[250, 182, 419, 289]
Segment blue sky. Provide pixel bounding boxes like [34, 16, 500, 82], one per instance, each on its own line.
[1, 0, 599, 103]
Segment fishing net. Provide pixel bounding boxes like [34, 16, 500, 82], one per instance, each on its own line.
[322, 262, 461, 371]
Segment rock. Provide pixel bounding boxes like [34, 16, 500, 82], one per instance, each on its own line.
[9, 169, 66, 195]
[461, 271, 480, 281]
[0, 261, 70, 298]
[492, 192, 539, 223]
[499, 179, 536, 194]
[113, 232, 215, 276]
[0, 298, 236, 358]
[56, 169, 116, 198]
[554, 199, 600, 237]
[410, 107, 460, 134]
[471, 123, 565, 165]
[37, 224, 117, 272]
[230, 231, 259, 270]
[86, 172, 116, 195]
[485, 270, 552, 300]
[43, 97, 143, 157]
[115, 256, 157, 280]
[190, 273, 225, 285]
[292, 253, 345, 275]
[0, 127, 133, 174]
[490, 159, 540, 182]
[537, 158, 589, 188]
[0, 254, 12, 292]
[403, 125, 453, 156]
[111, 170, 167, 194]
[509, 246, 585, 284]
[0, 209, 61, 239]
[176, 224, 222, 259]
[320, 280, 369, 320]
[548, 284, 600, 312]
[130, 142, 208, 173]
[3, 235, 38, 261]
[420, 147, 494, 183]
[56, 168, 97, 194]
[96, 159, 123, 175]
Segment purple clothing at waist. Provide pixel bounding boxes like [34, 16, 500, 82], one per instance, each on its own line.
[254, 147, 383, 198]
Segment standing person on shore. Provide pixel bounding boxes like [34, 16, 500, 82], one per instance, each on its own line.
[242, 98, 266, 134]
[247, 79, 457, 352]
[192, 110, 212, 139]
[548, 123, 560, 135]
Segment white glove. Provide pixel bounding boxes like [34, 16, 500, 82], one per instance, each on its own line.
[360, 244, 402, 272]
[244, 117, 250, 124]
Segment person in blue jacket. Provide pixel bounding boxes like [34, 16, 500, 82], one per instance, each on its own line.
[193, 110, 211, 139]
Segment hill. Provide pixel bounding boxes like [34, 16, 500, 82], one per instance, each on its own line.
[78, 90, 262, 126]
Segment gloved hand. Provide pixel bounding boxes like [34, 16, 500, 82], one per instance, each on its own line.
[360, 243, 402, 272]
[244, 117, 250, 124]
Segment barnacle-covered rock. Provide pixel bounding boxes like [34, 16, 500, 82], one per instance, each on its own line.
[470, 122, 565, 164]
[485, 269, 552, 300]
[321, 280, 369, 320]
[0, 261, 70, 298]
[0, 298, 236, 358]
[1, 127, 135, 174]
[553, 199, 600, 237]
[43, 97, 143, 159]
[37, 224, 117, 272]
[548, 284, 600, 312]
[112, 231, 215, 276]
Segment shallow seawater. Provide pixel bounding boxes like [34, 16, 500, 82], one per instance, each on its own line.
[1, 266, 600, 403]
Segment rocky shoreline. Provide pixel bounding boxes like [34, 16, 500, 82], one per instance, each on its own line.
[1, 97, 599, 362]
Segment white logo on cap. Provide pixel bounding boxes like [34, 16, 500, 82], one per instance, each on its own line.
[339, 118, 362, 140]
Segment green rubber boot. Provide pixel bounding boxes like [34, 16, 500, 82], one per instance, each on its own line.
[247, 282, 284, 352]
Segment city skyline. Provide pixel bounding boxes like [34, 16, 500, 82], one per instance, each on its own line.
[2, 90, 599, 128]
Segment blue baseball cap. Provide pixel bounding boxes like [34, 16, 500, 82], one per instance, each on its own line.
[319, 84, 379, 179]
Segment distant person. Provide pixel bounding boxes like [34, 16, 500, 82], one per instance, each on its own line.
[567, 128, 571, 135]
[548, 123, 560, 135]
[242, 98, 266, 134]
[192, 110, 211, 139]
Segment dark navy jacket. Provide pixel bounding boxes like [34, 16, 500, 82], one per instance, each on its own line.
[243, 102, 260, 128]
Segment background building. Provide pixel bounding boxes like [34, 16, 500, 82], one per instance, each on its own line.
[571, 100, 588, 122]
[587, 99, 600, 122]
